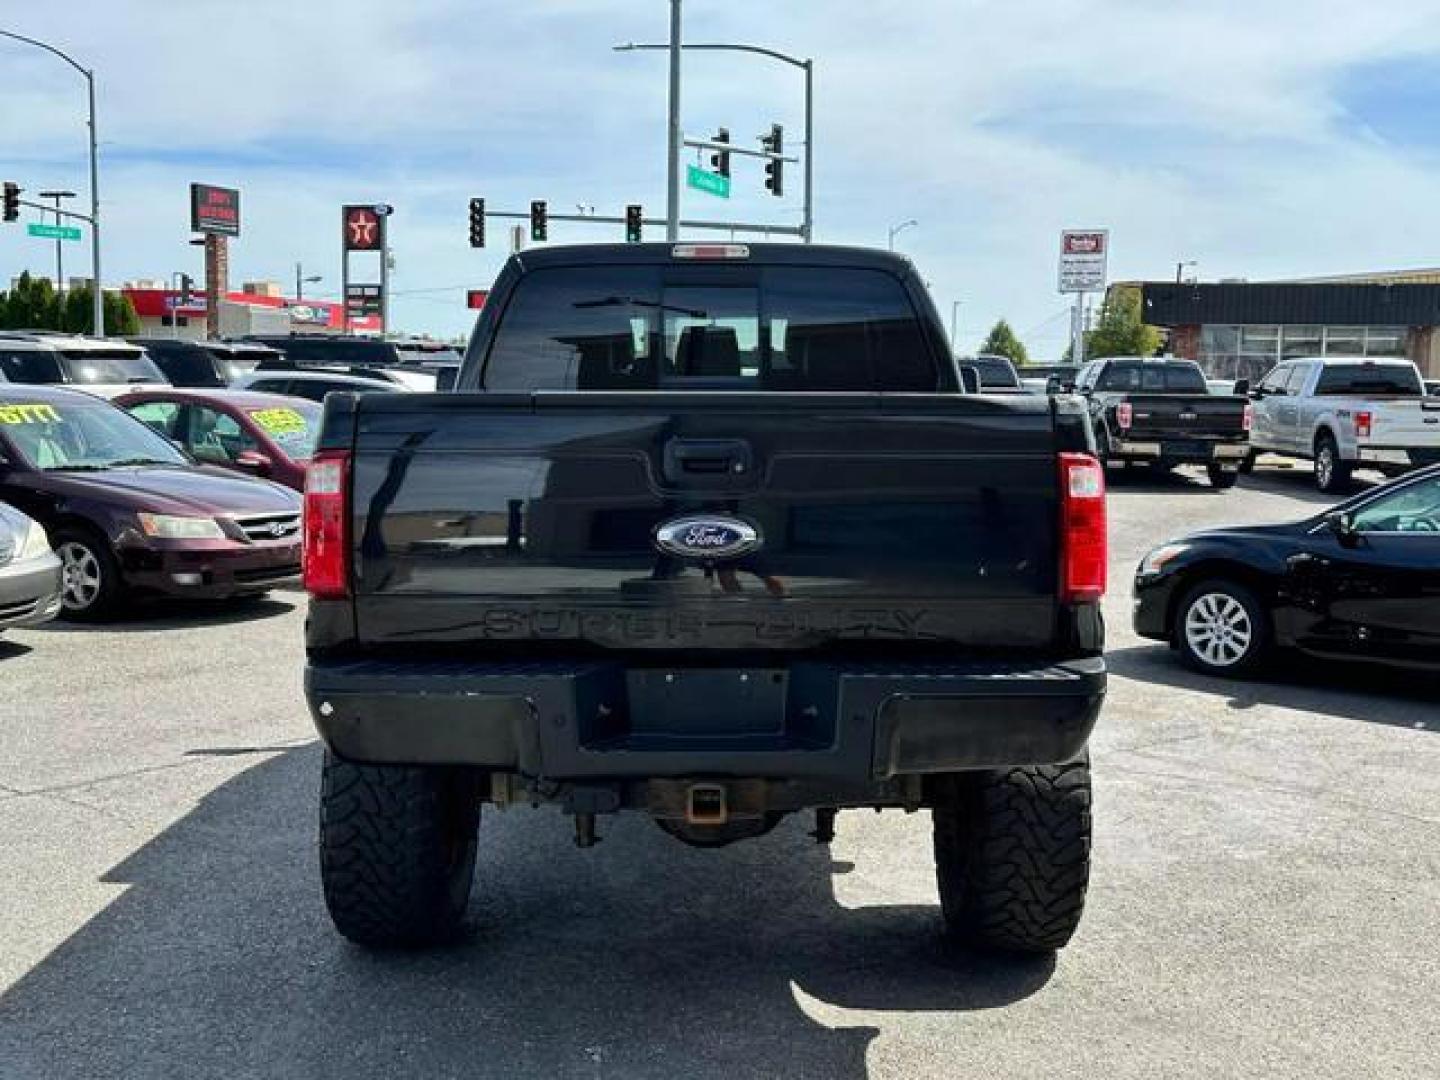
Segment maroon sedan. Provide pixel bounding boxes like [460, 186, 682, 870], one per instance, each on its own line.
[0, 387, 301, 620]
[116, 388, 323, 491]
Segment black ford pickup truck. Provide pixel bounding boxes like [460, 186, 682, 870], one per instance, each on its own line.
[302, 243, 1107, 954]
[1074, 357, 1252, 488]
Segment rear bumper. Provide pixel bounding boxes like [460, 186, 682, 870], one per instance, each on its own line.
[305, 655, 1106, 780]
[1111, 438, 1249, 464]
[0, 553, 63, 630]
[121, 541, 301, 598]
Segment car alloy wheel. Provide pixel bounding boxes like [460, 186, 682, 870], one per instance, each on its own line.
[1183, 591, 1254, 668]
[1316, 444, 1334, 490]
[58, 541, 104, 611]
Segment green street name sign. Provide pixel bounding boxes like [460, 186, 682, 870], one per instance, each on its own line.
[686, 165, 731, 198]
[28, 222, 82, 242]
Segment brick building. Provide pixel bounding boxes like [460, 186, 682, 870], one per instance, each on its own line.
[1129, 269, 1440, 383]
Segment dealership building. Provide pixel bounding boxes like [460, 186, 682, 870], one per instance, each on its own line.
[1136, 268, 1440, 383]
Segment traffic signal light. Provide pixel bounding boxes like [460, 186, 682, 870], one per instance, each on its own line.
[709, 127, 730, 178]
[468, 197, 485, 248]
[2, 182, 19, 223]
[762, 125, 784, 197]
[179, 274, 194, 303]
[625, 204, 643, 244]
[530, 199, 547, 242]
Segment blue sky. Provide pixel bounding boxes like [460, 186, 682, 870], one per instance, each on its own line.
[4, 0, 1440, 354]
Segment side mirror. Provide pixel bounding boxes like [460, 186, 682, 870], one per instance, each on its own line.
[960, 365, 981, 394]
[1232, 378, 1250, 396]
[234, 450, 273, 476]
[1325, 510, 1359, 547]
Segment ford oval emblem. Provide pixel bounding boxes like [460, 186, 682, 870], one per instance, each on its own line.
[654, 514, 761, 561]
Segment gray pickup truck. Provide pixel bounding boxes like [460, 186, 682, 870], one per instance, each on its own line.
[301, 243, 1107, 955]
[1248, 357, 1440, 492]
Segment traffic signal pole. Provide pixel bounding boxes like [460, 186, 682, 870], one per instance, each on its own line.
[665, 0, 682, 242]
[476, 207, 804, 239]
[615, 39, 815, 242]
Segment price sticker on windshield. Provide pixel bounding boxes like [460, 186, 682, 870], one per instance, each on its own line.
[0, 403, 63, 425]
[249, 408, 309, 436]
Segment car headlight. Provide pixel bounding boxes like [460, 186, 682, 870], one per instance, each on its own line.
[137, 513, 226, 540]
[18, 520, 52, 560]
[1138, 542, 1189, 576]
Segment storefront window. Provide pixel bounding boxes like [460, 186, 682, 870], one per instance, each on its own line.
[1324, 328, 1364, 356]
[1363, 327, 1406, 356]
[1197, 323, 1412, 380]
[1281, 325, 1322, 358]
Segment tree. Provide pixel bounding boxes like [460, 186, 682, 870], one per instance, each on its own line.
[978, 319, 1029, 365]
[1083, 285, 1162, 359]
[1, 271, 60, 330]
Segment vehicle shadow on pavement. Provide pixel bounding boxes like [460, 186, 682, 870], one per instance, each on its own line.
[1242, 465, 1376, 506]
[0, 745, 1054, 1080]
[31, 594, 297, 633]
[1108, 644, 1437, 732]
[0, 638, 33, 660]
[1103, 466, 1216, 494]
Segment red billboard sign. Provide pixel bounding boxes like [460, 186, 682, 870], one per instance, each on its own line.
[343, 205, 384, 251]
[190, 183, 241, 236]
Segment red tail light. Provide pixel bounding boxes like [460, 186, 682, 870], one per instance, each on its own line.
[1355, 410, 1372, 439]
[1115, 402, 1133, 430]
[1242, 402, 1254, 432]
[303, 450, 351, 599]
[1059, 452, 1107, 603]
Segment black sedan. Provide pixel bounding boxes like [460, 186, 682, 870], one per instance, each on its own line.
[1134, 464, 1440, 676]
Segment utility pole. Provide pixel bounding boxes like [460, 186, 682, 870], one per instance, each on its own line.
[664, 0, 682, 241]
[39, 189, 76, 293]
[950, 300, 961, 349]
[295, 262, 321, 301]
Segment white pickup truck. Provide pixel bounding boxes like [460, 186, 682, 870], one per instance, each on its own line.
[1248, 357, 1440, 491]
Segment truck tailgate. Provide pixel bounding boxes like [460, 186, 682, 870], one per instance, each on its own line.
[1122, 394, 1247, 438]
[346, 392, 1064, 651]
[1362, 397, 1440, 449]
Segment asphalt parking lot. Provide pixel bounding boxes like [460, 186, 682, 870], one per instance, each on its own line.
[1, 463, 1436, 1080]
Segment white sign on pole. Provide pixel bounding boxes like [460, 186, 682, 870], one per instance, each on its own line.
[1058, 229, 1109, 293]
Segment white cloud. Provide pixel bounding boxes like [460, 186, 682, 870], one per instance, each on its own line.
[4, 1, 1440, 347]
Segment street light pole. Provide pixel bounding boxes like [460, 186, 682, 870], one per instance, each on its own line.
[888, 219, 917, 250]
[950, 300, 961, 349]
[665, 0, 682, 241]
[0, 30, 103, 336]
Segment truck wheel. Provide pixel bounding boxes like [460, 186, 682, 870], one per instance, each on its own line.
[319, 751, 482, 948]
[1314, 434, 1352, 494]
[932, 758, 1091, 954]
[1206, 464, 1239, 489]
[52, 526, 124, 621]
[1174, 579, 1270, 677]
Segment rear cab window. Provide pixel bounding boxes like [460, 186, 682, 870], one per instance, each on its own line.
[1097, 362, 1207, 393]
[482, 265, 938, 391]
[1314, 363, 1422, 396]
[0, 349, 66, 384]
[59, 349, 167, 386]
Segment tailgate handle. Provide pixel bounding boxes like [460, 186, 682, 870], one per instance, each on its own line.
[663, 438, 753, 480]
